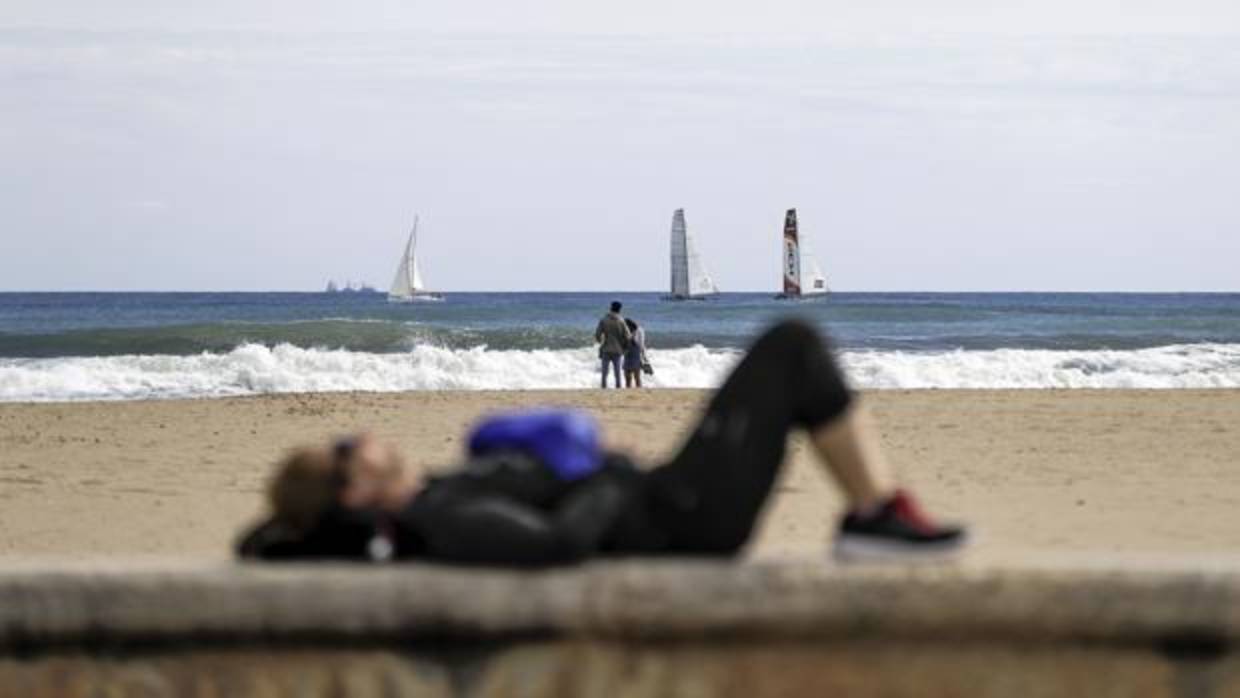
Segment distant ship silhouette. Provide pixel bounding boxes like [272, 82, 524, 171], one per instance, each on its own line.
[324, 280, 379, 294]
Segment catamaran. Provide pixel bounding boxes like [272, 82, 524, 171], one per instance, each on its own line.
[388, 215, 444, 303]
[665, 208, 720, 301]
[775, 208, 829, 300]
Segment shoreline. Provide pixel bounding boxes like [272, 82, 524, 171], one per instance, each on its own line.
[2, 388, 1238, 561]
[3, 384, 1240, 406]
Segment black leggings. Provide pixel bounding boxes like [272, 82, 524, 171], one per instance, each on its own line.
[646, 320, 853, 554]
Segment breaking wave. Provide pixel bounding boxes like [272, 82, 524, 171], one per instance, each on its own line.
[0, 344, 735, 401]
[2, 342, 1240, 402]
[841, 343, 1240, 390]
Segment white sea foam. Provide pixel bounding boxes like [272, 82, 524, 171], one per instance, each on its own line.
[2, 342, 1239, 402]
[0, 344, 737, 402]
[841, 343, 1240, 390]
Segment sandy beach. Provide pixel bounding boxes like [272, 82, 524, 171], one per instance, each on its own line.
[1, 389, 1238, 563]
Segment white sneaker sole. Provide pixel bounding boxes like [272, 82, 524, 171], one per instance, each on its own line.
[832, 532, 970, 564]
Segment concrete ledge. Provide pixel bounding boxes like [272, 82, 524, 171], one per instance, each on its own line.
[1, 559, 1238, 646]
[2, 559, 1240, 696]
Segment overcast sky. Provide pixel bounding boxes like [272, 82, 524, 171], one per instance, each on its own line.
[2, 2, 1239, 291]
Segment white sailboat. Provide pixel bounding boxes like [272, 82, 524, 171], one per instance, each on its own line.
[775, 208, 829, 300]
[387, 216, 444, 303]
[665, 208, 720, 300]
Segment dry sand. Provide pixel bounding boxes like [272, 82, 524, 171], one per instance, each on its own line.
[1, 389, 1238, 563]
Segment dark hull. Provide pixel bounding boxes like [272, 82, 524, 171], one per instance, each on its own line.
[774, 293, 828, 301]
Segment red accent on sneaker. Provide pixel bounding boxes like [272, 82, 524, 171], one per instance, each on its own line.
[889, 490, 940, 535]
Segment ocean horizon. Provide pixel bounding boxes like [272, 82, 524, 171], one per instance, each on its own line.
[2, 291, 1238, 401]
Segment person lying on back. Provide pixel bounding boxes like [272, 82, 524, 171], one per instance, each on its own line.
[238, 320, 967, 565]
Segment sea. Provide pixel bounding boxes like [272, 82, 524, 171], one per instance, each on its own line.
[1, 292, 1239, 402]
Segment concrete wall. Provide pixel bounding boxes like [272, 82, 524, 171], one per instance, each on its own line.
[1, 560, 1238, 697]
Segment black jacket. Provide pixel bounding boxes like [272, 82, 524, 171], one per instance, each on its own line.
[237, 451, 668, 566]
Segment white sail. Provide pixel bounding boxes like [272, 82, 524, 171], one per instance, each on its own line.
[685, 226, 719, 297]
[388, 216, 442, 302]
[669, 210, 689, 297]
[803, 253, 829, 295]
[668, 208, 719, 299]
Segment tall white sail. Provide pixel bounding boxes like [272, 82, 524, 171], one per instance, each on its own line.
[388, 216, 442, 302]
[668, 208, 719, 299]
[669, 210, 689, 298]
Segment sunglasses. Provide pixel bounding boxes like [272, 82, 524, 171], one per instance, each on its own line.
[330, 437, 358, 491]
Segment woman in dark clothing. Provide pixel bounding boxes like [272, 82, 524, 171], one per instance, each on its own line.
[622, 318, 648, 388]
[239, 321, 967, 565]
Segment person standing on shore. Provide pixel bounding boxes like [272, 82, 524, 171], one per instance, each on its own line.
[594, 301, 632, 389]
[623, 318, 648, 389]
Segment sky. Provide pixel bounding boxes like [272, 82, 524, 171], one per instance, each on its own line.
[2, 2, 1239, 292]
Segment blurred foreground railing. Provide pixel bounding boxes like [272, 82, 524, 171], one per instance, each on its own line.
[0, 559, 1237, 697]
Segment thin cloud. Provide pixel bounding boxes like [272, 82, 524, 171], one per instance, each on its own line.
[1, 29, 1238, 291]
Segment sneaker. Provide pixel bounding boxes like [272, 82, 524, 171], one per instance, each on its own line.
[832, 490, 968, 563]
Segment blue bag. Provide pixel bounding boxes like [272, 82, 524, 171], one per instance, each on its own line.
[468, 409, 602, 481]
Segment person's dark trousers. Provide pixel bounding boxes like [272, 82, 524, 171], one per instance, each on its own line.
[600, 354, 622, 388]
[647, 320, 853, 553]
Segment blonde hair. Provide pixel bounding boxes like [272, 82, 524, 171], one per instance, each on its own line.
[268, 447, 339, 534]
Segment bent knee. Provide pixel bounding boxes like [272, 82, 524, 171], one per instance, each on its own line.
[755, 319, 830, 354]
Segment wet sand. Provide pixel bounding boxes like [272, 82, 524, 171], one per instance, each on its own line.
[1, 389, 1238, 562]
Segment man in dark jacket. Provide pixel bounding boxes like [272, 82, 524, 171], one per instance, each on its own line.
[239, 321, 967, 565]
[594, 301, 632, 389]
